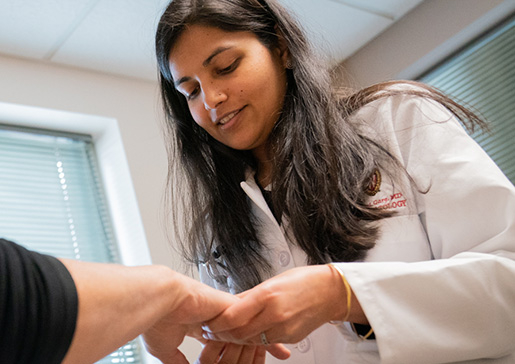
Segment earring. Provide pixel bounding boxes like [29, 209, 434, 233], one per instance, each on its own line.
[285, 59, 293, 69]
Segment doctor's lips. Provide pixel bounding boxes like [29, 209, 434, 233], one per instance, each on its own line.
[215, 107, 245, 125]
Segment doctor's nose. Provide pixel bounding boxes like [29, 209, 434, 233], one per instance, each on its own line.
[203, 87, 227, 111]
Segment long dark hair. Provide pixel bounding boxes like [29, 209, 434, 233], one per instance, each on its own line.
[155, 0, 486, 291]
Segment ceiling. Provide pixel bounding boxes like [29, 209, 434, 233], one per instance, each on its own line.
[0, 0, 424, 82]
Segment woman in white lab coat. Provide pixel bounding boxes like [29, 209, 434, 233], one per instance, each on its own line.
[154, 0, 515, 362]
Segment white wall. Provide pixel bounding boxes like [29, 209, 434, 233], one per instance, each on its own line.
[0, 53, 178, 268]
[333, 0, 515, 88]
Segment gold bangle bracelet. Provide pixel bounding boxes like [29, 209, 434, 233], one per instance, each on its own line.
[328, 263, 352, 322]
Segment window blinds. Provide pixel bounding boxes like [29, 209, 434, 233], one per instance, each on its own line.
[420, 16, 515, 184]
[0, 125, 143, 364]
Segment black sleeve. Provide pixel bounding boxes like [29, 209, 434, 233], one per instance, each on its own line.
[0, 238, 78, 364]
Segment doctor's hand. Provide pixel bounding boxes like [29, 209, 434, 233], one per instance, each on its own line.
[196, 340, 290, 364]
[201, 265, 368, 346]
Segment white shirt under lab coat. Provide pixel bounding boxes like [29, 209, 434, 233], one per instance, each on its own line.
[199, 86, 515, 363]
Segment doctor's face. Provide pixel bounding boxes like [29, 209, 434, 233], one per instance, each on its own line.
[168, 24, 288, 155]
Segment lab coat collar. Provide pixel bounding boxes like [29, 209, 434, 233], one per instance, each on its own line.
[240, 169, 279, 225]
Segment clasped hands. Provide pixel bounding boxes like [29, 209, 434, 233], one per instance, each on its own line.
[144, 265, 357, 364]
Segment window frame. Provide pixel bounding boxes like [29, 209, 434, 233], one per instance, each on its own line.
[415, 13, 515, 186]
[398, 3, 515, 82]
[0, 100, 160, 364]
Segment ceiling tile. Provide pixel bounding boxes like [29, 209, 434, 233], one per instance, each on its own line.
[328, 0, 424, 20]
[51, 0, 169, 80]
[280, 0, 393, 63]
[0, 0, 98, 59]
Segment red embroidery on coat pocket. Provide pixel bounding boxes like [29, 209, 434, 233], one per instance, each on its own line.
[368, 192, 407, 210]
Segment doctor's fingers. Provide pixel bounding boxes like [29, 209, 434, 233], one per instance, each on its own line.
[195, 341, 226, 364]
[208, 342, 285, 363]
[238, 345, 267, 364]
[203, 291, 316, 344]
[203, 305, 277, 344]
[196, 342, 265, 364]
[202, 290, 268, 334]
[204, 311, 321, 347]
[200, 328, 292, 360]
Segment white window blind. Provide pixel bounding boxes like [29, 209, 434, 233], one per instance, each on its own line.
[419, 15, 515, 184]
[0, 124, 143, 364]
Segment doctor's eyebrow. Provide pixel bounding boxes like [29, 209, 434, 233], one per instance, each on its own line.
[203, 46, 233, 67]
[174, 46, 234, 88]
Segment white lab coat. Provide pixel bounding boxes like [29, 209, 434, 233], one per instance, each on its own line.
[199, 85, 515, 363]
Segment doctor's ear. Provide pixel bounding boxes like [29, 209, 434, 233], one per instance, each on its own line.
[274, 26, 292, 69]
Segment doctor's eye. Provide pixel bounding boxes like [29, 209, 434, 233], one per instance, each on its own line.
[186, 86, 200, 101]
[217, 58, 241, 75]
